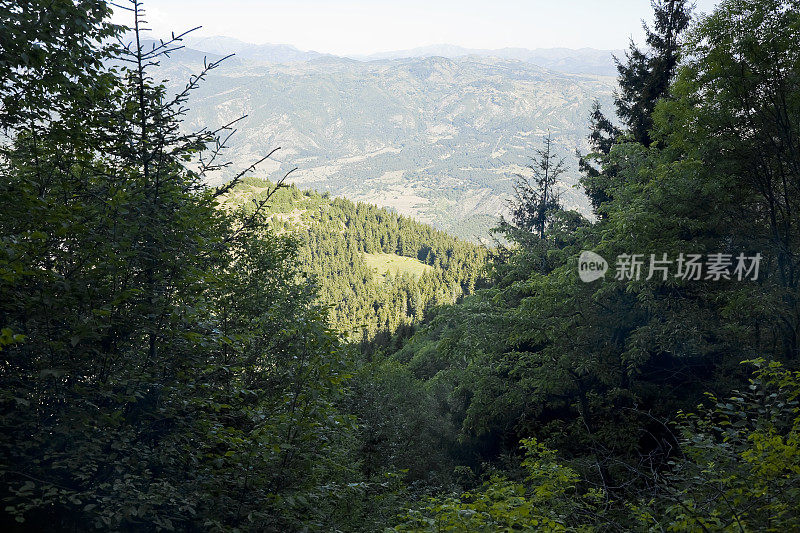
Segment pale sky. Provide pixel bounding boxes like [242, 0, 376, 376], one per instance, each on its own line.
[116, 0, 723, 55]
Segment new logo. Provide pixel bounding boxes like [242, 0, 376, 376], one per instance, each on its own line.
[578, 251, 608, 282]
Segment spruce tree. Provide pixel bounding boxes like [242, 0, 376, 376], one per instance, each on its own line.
[504, 134, 566, 241]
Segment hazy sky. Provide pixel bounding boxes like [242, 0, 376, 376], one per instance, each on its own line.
[117, 0, 723, 55]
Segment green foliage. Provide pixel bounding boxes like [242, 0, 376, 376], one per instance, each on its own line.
[391, 439, 597, 532]
[384, 0, 800, 528]
[346, 359, 456, 483]
[636, 360, 800, 531]
[391, 362, 800, 532]
[2, 0, 799, 530]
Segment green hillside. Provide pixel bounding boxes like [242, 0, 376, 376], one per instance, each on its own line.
[226, 177, 487, 346]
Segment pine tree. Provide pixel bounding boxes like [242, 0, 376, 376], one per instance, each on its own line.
[503, 134, 566, 241]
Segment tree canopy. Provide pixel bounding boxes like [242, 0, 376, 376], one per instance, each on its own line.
[2, 0, 799, 530]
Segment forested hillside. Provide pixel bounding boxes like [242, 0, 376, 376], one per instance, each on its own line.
[224, 178, 486, 347]
[2, 0, 800, 531]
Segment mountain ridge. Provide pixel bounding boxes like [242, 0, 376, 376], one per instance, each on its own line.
[176, 34, 621, 75]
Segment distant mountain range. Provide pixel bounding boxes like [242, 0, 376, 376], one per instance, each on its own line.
[180, 36, 622, 77]
[149, 36, 618, 240]
[182, 36, 328, 64]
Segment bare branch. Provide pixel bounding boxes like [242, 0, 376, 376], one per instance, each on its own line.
[212, 147, 283, 199]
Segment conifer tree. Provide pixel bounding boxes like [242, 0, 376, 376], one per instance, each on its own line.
[579, 0, 692, 215]
[503, 134, 566, 241]
[615, 0, 692, 147]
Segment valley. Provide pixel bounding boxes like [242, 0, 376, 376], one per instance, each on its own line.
[154, 45, 617, 240]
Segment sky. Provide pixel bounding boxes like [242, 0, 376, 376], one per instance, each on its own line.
[115, 0, 723, 55]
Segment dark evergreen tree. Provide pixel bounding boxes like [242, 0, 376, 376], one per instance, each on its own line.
[506, 134, 566, 241]
[577, 101, 622, 213]
[0, 2, 355, 529]
[579, 0, 692, 216]
[615, 0, 692, 147]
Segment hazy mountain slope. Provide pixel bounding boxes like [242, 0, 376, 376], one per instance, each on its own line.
[155, 53, 615, 240]
[180, 36, 620, 75]
[362, 45, 622, 76]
